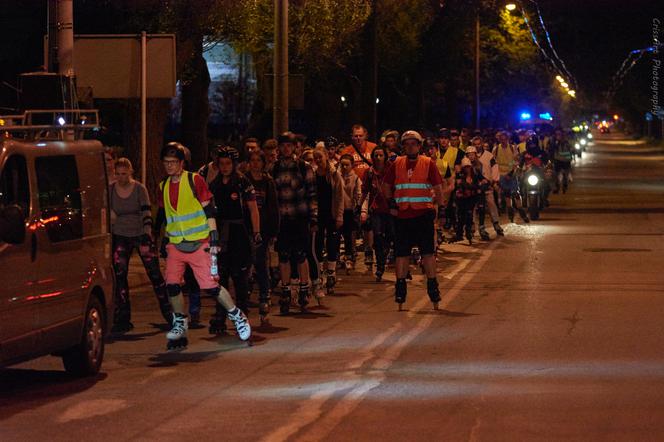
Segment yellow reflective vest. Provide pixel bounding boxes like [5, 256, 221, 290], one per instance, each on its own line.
[162, 171, 210, 244]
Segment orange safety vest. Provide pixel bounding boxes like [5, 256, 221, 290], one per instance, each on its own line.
[393, 155, 434, 211]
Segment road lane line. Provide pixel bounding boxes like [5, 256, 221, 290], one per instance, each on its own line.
[262, 245, 495, 442]
[296, 245, 495, 441]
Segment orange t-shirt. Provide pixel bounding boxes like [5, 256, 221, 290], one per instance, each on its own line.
[340, 141, 377, 182]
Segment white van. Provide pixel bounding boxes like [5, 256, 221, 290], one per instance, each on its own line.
[0, 110, 113, 376]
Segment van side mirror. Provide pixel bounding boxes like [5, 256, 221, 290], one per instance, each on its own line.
[0, 205, 26, 244]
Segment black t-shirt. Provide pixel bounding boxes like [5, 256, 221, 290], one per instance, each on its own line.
[316, 174, 333, 222]
[209, 173, 256, 221]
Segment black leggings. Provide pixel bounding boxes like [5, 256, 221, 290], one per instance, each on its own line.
[456, 197, 478, 235]
[341, 209, 358, 258]
[370, 212, 394, 271]
[220, 222, 253, 313]
[112, 234, 168, 323]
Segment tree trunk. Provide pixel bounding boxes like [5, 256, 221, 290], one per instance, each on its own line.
[180, 36, 211, 168]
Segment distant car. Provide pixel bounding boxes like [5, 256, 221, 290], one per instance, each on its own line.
[599, 126, 610, 134]
[0, 110, 113, 376]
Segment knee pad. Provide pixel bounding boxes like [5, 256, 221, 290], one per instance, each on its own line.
[202, 286, 220, 297]
[206, 285, 230, 302]
[166, 284, 181, 298]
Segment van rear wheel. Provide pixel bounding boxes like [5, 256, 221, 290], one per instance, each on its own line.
[62, 297, 105, 376]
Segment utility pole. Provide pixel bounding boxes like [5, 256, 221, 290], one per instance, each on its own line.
[57, 0, 74, 78]
[474, 12, 480, 130]
[366, 0, 378, 140]
[273, 0, 288, 137]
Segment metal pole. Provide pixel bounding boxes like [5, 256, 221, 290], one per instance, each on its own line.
[273, 0, 288, 137]
[57, 0, 74, 77]
[141, 32, 148, 183]
[475, 13, 480, 130]
[47, 0, 58, 72]
[370, 0, 378, 139]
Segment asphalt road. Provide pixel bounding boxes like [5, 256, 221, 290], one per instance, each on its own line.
[2, 133, 664, 441]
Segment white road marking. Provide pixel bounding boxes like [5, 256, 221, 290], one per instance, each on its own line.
[262, 244, 496, 442]
[56, 399, 128, 423]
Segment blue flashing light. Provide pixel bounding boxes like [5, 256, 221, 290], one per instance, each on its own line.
[520, 112, 532, 120]
[539, 112, 553, 121]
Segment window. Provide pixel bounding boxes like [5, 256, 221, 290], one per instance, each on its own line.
[0, 155, 30, 217]
[35, 156, 83, 242]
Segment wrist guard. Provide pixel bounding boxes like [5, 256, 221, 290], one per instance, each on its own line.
[209, 229, 219, 247]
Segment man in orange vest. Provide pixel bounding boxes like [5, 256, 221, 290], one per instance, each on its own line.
[383, 130, 447, 310]
[341, 124, 377, 267]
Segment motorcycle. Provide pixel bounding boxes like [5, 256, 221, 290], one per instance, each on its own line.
[521, 163, 549, 221]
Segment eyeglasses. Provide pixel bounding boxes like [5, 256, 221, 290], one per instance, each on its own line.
[162, 159, 180, 166]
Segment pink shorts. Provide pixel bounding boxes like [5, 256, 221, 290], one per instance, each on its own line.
[164, 242, 218, 289]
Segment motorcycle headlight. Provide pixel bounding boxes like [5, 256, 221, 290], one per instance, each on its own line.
[575, 143, 581, 150]
[527, 174, 539, 186]
[580, 138, 587, 145]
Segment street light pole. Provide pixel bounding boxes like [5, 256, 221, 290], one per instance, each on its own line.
[475, 12, 480, 130]
[273, 0, 289, 137]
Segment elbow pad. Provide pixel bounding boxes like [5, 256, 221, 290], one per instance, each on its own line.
[204, 203, 217, 219]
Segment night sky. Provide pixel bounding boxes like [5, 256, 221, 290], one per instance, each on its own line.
[0, 0, 660, 111]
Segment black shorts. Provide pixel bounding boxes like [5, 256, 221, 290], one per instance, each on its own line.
[394, 211, 435, 258]
[276, 218, 309, 263]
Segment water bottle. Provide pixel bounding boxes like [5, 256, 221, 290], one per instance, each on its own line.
[210, 253, 218, 278]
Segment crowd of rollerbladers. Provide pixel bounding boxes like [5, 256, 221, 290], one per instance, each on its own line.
[107, 123, 577, 350]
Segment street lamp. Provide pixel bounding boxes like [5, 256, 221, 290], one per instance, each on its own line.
[505, 3, 516, 11]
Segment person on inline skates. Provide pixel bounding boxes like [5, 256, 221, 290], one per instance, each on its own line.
[246, 149, 280, 325]
[382, 131, 446, 311]
[208, 146, 261, 334]
[361, 146, 393, 282]
[312, 146, 344, 295]
[156, 142, 251, 350]
[272, 132, 318, 314]
[339, 154, 364, 274]
[110, 158, 171, 333]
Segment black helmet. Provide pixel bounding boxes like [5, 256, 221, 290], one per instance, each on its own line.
[438, 128, 450, 139]
[277, 131, 296, 145]
[526, 135, 539, 151]
[325, 136, 339, 149]
[215, 145, 240, 163]
[161, 142, 186, 161]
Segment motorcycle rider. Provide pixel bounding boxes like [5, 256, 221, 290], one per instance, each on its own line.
[492, 131, 529, 224]
[550, 127, 573, 194]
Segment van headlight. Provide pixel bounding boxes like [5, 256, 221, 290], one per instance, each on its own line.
[587, 133, 593, 139]
[527, 174, 539, 186]
[580, 138, 587, 145]
[575, 143, 581, 150]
